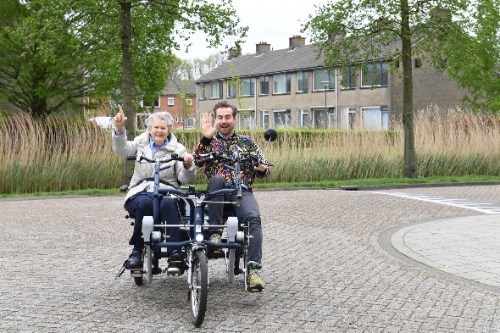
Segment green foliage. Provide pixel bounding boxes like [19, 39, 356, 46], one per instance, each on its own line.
[0, 0, 91, 117]
[438, 0, 500, 112]
[302, 0, 498, 178]
[0, 0, 247, 120]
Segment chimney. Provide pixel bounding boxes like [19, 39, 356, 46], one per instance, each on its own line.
[289, 35, 306, 50]
[228, 47, 240, 60]
[328, 31, 344, 42]
[256, 42, 271, 55]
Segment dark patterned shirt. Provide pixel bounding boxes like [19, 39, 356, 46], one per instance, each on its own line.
[195, 132, 270, 190]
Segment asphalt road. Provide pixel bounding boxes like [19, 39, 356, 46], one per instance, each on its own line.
[0, 185, 499, 332]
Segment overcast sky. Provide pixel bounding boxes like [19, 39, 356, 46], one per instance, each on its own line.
[175, 0, 327, 60]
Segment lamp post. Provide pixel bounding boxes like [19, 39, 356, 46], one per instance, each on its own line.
[321, 80, 329, 128]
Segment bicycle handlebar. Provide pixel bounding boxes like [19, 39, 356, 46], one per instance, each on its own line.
[127, 153, 185, 163]
[195, 150, 272, 168]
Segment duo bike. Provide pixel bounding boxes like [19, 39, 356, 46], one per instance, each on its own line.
[117, 129, 277, 327]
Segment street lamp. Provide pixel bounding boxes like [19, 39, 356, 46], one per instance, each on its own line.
[321, 80, 329, 128]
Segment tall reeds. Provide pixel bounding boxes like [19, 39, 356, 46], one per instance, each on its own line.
[0, 108, 498, 195]
[0, 115, 123, 194]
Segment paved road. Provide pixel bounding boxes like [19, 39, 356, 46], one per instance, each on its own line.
[0, 185, 499, 332]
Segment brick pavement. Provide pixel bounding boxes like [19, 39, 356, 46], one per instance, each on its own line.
[0, 185, 499, 332]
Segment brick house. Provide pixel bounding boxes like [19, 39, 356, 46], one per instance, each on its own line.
[136, 79, 197, 130]
[195, 35, 467, 130]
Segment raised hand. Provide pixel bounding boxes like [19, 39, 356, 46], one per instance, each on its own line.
[114, 105, 127, 131]
[202, 112, 216, 139]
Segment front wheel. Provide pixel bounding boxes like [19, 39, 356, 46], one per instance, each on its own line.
[190, 250, 208, 327]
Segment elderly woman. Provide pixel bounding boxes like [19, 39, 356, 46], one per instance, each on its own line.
[112, 106, 195, 269]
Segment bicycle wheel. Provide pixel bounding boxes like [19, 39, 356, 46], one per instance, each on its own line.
[133, 250, 145, 286]
[133, 275, 143, 286]
[190, 250, 208, 327]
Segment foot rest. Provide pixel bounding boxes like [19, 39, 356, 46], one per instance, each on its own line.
[130, 269, 143, 277]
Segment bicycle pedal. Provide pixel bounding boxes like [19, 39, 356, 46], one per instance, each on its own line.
[130, 268, 143, 277]
[165, 265, 181, 276]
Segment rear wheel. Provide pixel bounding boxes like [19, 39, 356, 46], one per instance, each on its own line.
[190, 250, 208, 327]
[133, 250, 145, 286]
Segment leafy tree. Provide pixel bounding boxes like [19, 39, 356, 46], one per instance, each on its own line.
[170, 53, 226, 80]
[303, 0, 496, 178]
[0, 0, 95, 117]
[67, 0, 247, 131]
[0, 0, 247, 125]
[436, 0, 499, 112]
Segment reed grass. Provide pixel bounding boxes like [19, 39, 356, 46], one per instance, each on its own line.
[0, 107, 498, 195]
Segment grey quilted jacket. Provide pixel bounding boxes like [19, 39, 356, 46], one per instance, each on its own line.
[112, 130, 196, 204]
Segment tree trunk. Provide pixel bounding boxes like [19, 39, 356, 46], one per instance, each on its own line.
[119, 1, 135, 133]
[401, 0, 417, 178]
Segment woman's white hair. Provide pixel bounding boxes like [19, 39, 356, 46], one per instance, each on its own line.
[145, 111, 174, 132]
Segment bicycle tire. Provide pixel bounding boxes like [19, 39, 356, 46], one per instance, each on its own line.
[190, 250, 208, 327]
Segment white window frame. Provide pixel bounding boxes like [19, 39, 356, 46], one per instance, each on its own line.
[361, 62, 389, 87]
[297, 109, 310, 128]
[240, 78, 255, 97]
[273, 73, 291, 94]
[259, 110, 270, 128]
[167, 97, 174, 106]
[313, 69, 335, 91]
[273, 109, 291, 128]
[237, 110, 255, 130]
[297, 71, 308, 93]
[361, 106, 389, 130]
[210, 81, 223, 99]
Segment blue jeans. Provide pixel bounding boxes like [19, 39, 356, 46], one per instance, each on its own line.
[125, 193, 181, 252]
[207, 176, 263, 268]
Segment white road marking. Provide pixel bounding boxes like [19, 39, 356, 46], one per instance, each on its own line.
[372, 191, 500, 214]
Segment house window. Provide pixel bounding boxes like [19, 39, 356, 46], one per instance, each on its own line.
[361, 62, 389, 87]
[312, 107, 336, 129]
[297, 71, 308, 93]
[341, 66, 356, 89]
[240, 78, 255, 96]
[185, 98, 192, 106]
[273, 109, 291, 128]
[313, 69, 334, 91]
[341, 107, 356, 129]
[210, 81, 223, 99]
[227, 81, 236, 98]
[297, 109, 310, 128]
[259, 110, 270, 128]
[238, 110, 255, 130]
[200, 84, 207, 100]
[361, 106, 389, 130]
[260, 76, 269, 95]
[228, 78, 255, 98]
[167, 97, 174, 106]
[273, 74, 291, 94]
